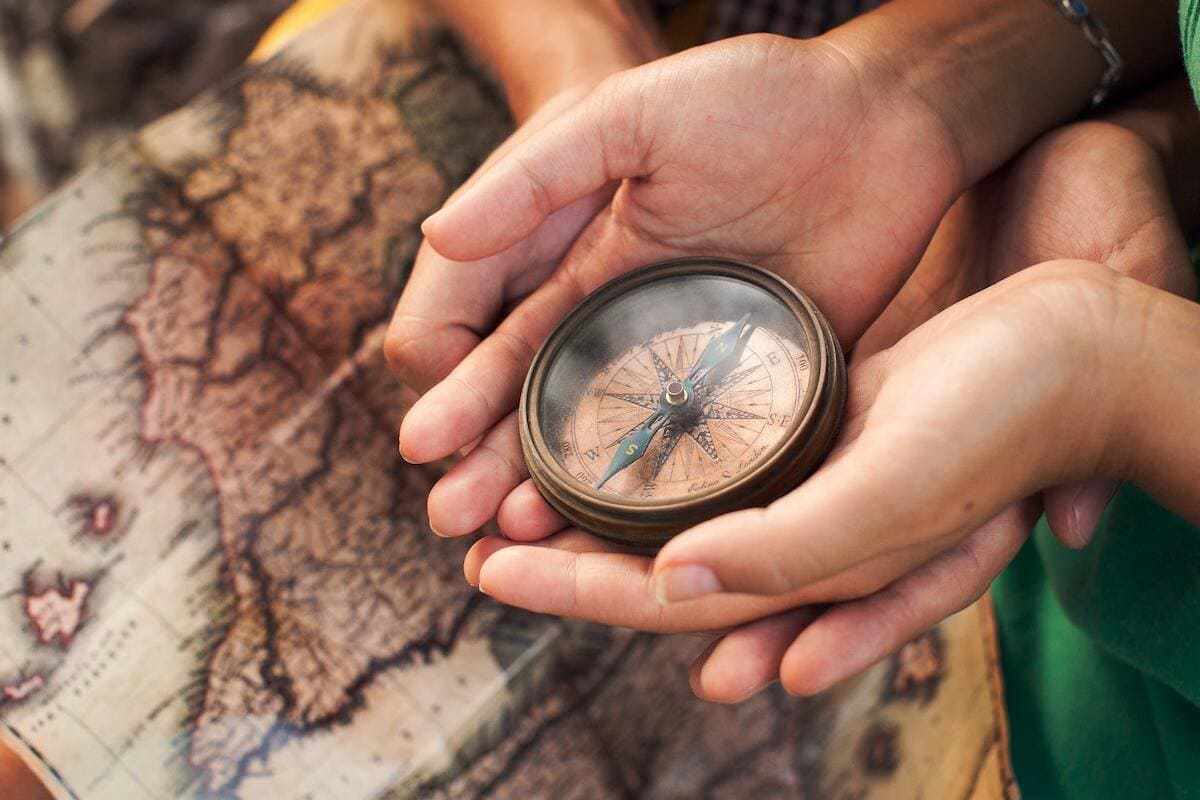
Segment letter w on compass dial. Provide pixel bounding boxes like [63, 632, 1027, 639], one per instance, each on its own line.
[567, 313, 810, 501]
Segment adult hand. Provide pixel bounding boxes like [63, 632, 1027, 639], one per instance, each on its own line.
[392, 0, 1183, 539]
[398, 31, 966, 535]
[385, 0, 663, 398]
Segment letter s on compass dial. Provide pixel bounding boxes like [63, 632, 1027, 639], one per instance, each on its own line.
[519, 259, 846, 549]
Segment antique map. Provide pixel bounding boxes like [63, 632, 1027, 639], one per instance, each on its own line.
[0, 2, 1015, 798]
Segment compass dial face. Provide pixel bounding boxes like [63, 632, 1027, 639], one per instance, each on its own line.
[533, 270, 816, 505]
[561, 323, 809, 500]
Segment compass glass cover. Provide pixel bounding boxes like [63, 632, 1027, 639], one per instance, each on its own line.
[536, 272, 815, 503]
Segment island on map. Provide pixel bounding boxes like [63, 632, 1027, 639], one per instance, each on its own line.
[2, 676, 45, 704]
[23, 577, 91, 647]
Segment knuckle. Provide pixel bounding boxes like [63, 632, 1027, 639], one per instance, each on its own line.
[487, 327, 536, 372]
[754, 506, 818, 595]
[383, 315, 429, 380]
[865, 584, 925, 650]
[472, 440, 526, 484]
[511, 152, 555, 220]
[936, 539, 992, 608]
[564, 553, 581, 618]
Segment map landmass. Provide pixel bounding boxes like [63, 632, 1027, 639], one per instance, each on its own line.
[24, 578, 90, 647]
[0, 4, 1014, 798]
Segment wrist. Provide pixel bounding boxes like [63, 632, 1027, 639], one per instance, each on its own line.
[433, 0, 664, 122]
[1106, 79, 1200, 234]
[984, 263, 1144, 483]
[1029, 266, 1190, 487]
[1109, 280, 1200, 498]
[824, 0, 1178, 189]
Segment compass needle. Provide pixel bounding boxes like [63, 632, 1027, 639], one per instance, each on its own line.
[687, 313, 754, 387]
[595, 412, 665, 489]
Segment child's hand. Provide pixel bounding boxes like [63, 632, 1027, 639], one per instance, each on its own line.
[857, 82, 1199, 552]
[465, 260, 1159, 689]
[679, 93, 1200, 703]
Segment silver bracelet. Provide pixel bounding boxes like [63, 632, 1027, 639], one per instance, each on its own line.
[1042, 0, 1125, 108]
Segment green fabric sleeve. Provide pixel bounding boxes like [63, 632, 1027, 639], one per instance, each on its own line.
[994, 489, 1200, 800]
[1184, 0, 1200, 106]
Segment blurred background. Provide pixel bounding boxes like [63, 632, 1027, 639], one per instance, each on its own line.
[0, 0, 289, 232]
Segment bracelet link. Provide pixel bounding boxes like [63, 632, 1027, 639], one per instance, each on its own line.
[1043, 0, 1125, 107]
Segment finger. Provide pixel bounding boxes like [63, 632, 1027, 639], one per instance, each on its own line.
[387, 183, 611, 395]
[473, 532, 807, 633]
[385, 119, 552, 391]
[465, 529, 623, 586]
[497, 479, 569, 541]
[1042, 478, 1120, 550]
[396, 277, 556, 463]
[399, 211, 669, 463]
[386, 89, 619, 395]
[385, 243, 491, 393]
[651, 427, 964, 601]
[422, 75, 648, 262]
[689, 608, 816, 704]
[474, 520, 965, 627]
[464, 536, 508, 586]
[779, 503, 1034, 696]
[427, 413, 525, 537]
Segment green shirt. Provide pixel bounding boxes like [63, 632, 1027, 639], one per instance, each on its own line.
[993, 11, 1200, 795]
[995, 489, 1200, 798]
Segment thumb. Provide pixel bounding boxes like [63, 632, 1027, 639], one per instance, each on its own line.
[650, 402, 1054, 603]
[421, 74, 650, 262]
[650, 430, 953, 602]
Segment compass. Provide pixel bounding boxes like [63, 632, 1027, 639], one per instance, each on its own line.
[519, 258, 846, 549]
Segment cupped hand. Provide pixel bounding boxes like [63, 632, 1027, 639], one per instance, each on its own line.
[384, 0, 663, 400]
[472, 260, 1149, 689]
[680, 97, 1200, 702]
[394, 31, 965, 536]
[459, 88, 1198, 702]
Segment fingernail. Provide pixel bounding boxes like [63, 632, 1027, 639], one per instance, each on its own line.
[428, 519, 448, 538]
[421, 205, 451, 235]
[654, 565, 723, 605]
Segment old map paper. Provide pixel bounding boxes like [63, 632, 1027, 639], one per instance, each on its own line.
[0, 2, 1016, 797]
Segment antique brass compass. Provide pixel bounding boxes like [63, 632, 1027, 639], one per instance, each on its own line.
[519, 258, 846, 549]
